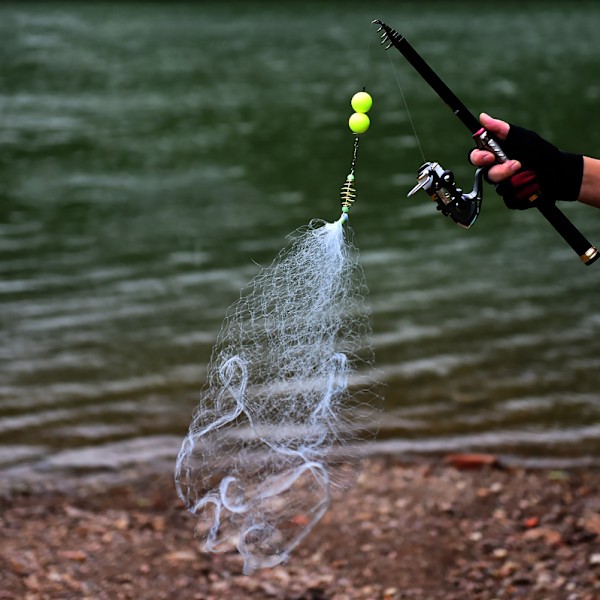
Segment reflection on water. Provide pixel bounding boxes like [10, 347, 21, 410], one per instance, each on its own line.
[2, 2, 600, 481]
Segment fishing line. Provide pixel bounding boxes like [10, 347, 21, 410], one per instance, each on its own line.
[387, 51, 426, 164]
[361, 23, 375, 92]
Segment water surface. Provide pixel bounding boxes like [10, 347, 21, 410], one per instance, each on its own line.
[2, 1, 600, 482]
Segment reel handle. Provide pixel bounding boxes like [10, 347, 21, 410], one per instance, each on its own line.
[474, 128, 599, 265]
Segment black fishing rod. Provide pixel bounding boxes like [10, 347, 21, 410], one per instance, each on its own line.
[373, 19, 598, 266]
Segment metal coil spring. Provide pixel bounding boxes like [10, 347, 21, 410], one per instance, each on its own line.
[340, 175, 356, 211]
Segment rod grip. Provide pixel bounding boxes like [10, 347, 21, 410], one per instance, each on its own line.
[535, 200, 598, 265]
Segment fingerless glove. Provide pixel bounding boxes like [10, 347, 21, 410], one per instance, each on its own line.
[496, 125, 583, 210]
[497, 170, 541, 211]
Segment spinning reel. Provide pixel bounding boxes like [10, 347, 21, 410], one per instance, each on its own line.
[408, 163, 486, 229]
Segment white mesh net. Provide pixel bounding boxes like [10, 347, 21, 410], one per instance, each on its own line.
[175, 217, 374, 574]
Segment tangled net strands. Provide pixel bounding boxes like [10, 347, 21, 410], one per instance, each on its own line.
[175, 217, 375, 574]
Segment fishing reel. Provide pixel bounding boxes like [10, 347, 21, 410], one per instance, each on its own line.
[408, 162, 486, 229]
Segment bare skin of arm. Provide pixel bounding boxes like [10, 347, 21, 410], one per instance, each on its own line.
[579, 156, 600, 208]
[470, 113, 600, 208]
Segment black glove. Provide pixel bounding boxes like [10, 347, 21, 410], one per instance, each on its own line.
[495, 169, 541, 211]
[493, 125, 583, 210]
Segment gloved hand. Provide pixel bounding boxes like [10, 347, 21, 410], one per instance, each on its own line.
[495, 169, 541, 211]
[497, 124, 583, 209]
[469, 114, 584, 210]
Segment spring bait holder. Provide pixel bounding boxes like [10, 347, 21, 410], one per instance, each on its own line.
[340, 135, 360, 215]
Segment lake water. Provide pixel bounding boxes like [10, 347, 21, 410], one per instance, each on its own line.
[2, 1, 600, 483]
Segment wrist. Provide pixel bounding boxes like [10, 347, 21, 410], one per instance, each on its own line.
[558, 152, 584, 201]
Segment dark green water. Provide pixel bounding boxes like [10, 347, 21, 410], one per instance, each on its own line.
[2, 1, 600, 480]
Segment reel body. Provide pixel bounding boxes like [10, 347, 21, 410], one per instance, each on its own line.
[408, 162, 485, 229]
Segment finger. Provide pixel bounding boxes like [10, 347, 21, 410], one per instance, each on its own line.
[479, 113, 510, 140]
[486, 160, 521, 183]
[470, 149, 496, 167]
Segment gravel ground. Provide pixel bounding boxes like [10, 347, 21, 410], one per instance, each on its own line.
[2, 455, 600, 599]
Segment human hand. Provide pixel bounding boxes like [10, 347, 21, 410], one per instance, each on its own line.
[469, 113, 521, 183]
[469, 113, 583, 209]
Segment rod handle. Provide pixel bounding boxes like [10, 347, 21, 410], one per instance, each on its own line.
[535, 200, 598, 265]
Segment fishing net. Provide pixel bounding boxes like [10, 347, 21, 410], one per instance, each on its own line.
[174, 216, 374, 574]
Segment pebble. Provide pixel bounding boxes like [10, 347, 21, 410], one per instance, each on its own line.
[589, 553, 600, 566]
[2, 458, 599, 599]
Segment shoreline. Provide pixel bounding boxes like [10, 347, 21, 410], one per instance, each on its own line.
[2, 454, 600, 599]
[3, 432, 600, 499]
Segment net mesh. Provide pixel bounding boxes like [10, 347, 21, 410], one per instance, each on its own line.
[175, 217, 374, 574]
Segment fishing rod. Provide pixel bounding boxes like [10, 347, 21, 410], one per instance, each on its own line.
[373, 19, 598, 266]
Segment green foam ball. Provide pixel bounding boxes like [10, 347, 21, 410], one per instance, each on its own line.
[351, 91, 373, 114]
[348, 112, 370, 134]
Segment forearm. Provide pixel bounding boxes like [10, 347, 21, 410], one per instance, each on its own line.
[578, 156, 600, 208]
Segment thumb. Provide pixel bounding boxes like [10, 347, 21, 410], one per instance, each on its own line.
[479, 113, 510, 140]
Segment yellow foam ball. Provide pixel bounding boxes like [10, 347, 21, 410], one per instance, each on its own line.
[348, 112, 370, 134]
[351, 91, 373, 114]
